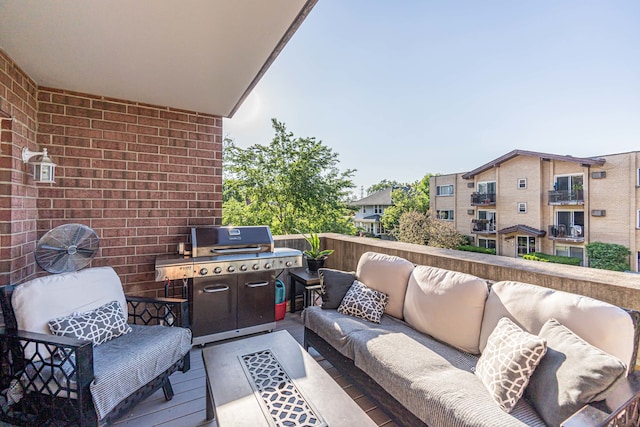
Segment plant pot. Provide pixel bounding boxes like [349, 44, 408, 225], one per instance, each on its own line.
[306, 258, 325, 274]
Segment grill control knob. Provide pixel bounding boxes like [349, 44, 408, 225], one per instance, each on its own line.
[285, 261, 292, 267]
[227, 265, 236, 273]
[213, 267, 222, 274]
[240, 264, 248, 272]
[199, 268, 208, 276]
[252, 264, 260, 270]
[264, 263, 272, 270]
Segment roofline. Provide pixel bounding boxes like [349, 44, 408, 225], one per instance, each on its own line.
[227, 0, 317, 118]
[461, 149, 606, 180]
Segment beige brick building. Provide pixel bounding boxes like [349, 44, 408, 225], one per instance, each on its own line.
[430, 150, 640, 271]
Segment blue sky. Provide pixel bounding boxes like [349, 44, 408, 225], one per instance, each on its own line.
[224, 1, 640, 196]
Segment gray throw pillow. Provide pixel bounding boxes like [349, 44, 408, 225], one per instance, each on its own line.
[525, 318, 626, 427]
[48, 300, 132, 346]
[475, 317, 547, 413]
[318, 268, 356, 309]
[337, 280, 388, 324]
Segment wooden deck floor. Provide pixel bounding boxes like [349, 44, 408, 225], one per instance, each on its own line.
[110, 313, 398, 427]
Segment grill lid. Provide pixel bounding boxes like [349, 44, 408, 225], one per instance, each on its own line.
[191, 226, 274, 258]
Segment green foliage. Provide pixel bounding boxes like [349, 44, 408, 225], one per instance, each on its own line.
[457, 245, 496, 255]
[366, 179, 403, 195]
[585, 242, 631, 271]
[299, 231, 334, 260]
[223, 119, 357, 235]
[524, 252, 582, 266]
[522, 254, 550, 262]
[393, 211, 466, 249]
[381, 173, 433, 232]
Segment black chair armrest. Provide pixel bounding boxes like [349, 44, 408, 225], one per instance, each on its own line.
[126, 296, 189, 328]
[562, 371, 640, 426]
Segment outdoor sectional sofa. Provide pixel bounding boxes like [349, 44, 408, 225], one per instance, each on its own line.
[303, 251, 640, 427]
[0, 266, 192, 426]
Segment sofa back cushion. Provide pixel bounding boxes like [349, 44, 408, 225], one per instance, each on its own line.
[12, 267, 127, 342]
[403, 265, 488, 354]
[356, 252, 414, 319]
[479, 281, 635, 370]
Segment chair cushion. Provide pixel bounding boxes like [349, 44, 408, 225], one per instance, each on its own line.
[11, 267, 127, 358]
[525, 319, 626, 427]
[318, 268, 356, 309]
[403, 265, 488, 354]
[338, 280, 388, 324]
[475, 317, 547, 413]
[90, 324, 192, 419]
[356, 252, 414, 319]
[479, 281, 635, 370]
[48, 300, 132, 346]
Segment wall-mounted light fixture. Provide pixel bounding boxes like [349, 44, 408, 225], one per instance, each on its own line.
[22, 147, 56, 183]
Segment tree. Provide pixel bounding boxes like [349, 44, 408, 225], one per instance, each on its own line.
[585, 242, 631, 271]
[366, 179, 403, 195]
[393, 211, 466, 249]
[223, 119, 357, 235]
[381, 173, 433, 232]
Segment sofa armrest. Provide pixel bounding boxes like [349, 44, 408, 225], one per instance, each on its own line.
[126, 296, 189, 328]
[562, 371, 640, 427]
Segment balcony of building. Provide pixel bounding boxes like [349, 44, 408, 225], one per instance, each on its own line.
[471, 218, 497, 234]
[470, 192, 497, 206]
[548, 190, 584, 205]
[548, 224, 585, 242]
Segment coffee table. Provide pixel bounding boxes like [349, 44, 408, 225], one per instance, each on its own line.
[202, 330, 376, 427]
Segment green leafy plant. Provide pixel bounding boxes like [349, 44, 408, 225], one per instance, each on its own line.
[585, 242, 631, 271]
[300, 231, 334, 260]
[457, 245, 496, 255]
[524, 252, 582, 266]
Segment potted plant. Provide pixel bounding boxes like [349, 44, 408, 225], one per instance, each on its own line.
[300, 231, 334, 273]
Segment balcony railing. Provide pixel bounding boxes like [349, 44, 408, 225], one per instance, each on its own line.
[470, 192, 496, 206]
[548, 189, 584, 205]
[471, 219, 496, 234]
[548, 224, 585, 241]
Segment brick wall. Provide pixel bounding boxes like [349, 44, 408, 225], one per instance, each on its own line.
[1, 49, 223, 295]
[0, 50, 39, 286]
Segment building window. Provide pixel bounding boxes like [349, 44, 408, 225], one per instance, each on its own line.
[555, 245, 584, 266]
[637, 168, 640, 186]
[637, 210, 640, 228]
[362, 207, 366, 213]
[477, 181, 496, 195]
[437, 210, 454, 221]
[478, 238, 496, 249]
[436, 185, 454, 196]
[554, 174, 583, 195]
[518, 178, 527, 189]
[556, 211, 585, 237]
[374, 205, 384, 214]
[517, 236, 536, 256]
[518, 202, 527, 213]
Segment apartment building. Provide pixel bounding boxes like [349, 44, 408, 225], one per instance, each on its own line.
[430, 150, 640, 271]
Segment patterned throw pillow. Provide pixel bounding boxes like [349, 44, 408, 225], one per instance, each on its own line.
[48, 300, 132, 346]
[337, 280, 388, 323]
[475, 317, 547, 413]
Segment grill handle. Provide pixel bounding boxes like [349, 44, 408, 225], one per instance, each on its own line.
[202, 285, 230, 293]
[245, 281, 269, 288]
[210, 246, 262, 254]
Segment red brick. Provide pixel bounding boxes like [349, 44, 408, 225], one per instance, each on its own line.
[91, 218, 127, 228]
[66, 106, 103, 119]
[92, 100, 127, 113]
[92, 120, 127, 132]
[51, 93, 92, 108]
[104, 111, 138, 124]
[103, 131, 136, 142]
[127, 218, 160, 227]
[138, 135, 169, 146]
[93, 199, 126, 209]
[127, 200, 159, 209]
[128, 105, 159, 118]
[128, 143, 159, 154]
[138, 117, 168, 128]
[65, 209, 102, 219]
[66, 127, 102, 139]
[93, 139, 127, 151]
[102, 246, 135, 257]
[127, 236, 159, 246]
[39, 102, 65, 114]
[92, 159, 127, 170]
[101, 227, 137, 238]
[127, 124, 158, 136]
[65, 146, 103, 159]
[135, 244, 167, 255]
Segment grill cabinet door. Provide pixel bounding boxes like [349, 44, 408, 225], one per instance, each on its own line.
[192, 276, 237, 337]
[237, 271, 275, 329]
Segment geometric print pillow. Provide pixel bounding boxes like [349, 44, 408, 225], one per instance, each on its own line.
[48, 300, 132, 346]
[337, 280, 389, 324]
[475, 317, 547, 413]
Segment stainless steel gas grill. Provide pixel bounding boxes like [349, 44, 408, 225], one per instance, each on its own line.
[154, 226, 302, 345]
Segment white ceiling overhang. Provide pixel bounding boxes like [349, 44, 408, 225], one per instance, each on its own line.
[0, 0, 316, 117]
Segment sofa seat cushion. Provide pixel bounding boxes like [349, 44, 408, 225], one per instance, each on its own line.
[352, 329, 547, 427]
[356, 252, 415, 319]
[403, 265, 488, 354]
[479, 281, 635, 370]
[303, 306, 413, 359]
[90, 324, 192, 420]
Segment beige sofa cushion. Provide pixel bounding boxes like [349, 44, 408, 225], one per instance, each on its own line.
[356, 252, 414, 319]
[403, 265, 488, 354]
[479, 281, 635, 370]
[12, 267, 127, 358]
